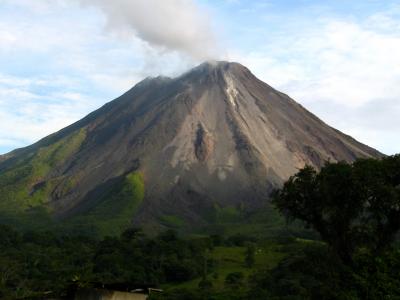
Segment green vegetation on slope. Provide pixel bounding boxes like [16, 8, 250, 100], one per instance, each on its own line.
[0, 129, 87, 230]
[66, 171, 145, 236]
[213, 204, 242, 223]
[160, 214, 185, 228]
[0, 129, 147, 237]
[0, 128, 87, 210]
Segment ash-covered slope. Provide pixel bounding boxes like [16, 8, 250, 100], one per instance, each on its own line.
[0, 61, 382, 231]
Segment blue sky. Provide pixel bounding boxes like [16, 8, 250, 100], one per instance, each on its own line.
[1, 0, 400, 155]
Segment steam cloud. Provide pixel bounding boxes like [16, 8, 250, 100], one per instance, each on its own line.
[77, 0, 220, 60]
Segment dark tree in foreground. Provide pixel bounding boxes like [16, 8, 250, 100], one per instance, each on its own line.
[273, 155, 400, 264]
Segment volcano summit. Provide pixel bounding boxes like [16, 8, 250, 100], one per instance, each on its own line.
[0, 61, 382, 232]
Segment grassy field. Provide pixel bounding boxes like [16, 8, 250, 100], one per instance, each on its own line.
[163, 242, 286, 292]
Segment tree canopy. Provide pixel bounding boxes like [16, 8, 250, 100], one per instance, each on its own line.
[273, 155, 400, 264]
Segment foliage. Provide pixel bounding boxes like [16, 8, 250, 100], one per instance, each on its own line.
[247, 242, 400, 300]
[0, 128, 87, 211]
[352, 248, 400, 299]
[62, 171, 145, 236]
[160, 215, 185, 228]
[0, 129, 87, 236]
[260, 155, 400, 299]
[244, 243, 255, 268]
[213, 204, 243, 223]
[0, 226, 211, 299]
[273, 155, 400, 264]
[224, 272, 244, 287]
[248, 244, 357, 300]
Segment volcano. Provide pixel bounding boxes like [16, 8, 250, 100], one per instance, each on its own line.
[0, 61, 382, 232]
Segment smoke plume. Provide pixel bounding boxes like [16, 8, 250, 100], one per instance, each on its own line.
[77, 0, 220, 60]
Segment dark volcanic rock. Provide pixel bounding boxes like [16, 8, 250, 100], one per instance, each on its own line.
[194, 123, 213, 161]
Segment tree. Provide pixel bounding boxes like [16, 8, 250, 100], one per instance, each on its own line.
[244, 243, 255, 268]
[121, 227, 143, 241]
[225, 272, 244, 287]
[272, 155, 400, 265]
[198, 278, 213, 299]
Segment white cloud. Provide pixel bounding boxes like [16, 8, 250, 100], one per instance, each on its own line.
[76, 0, 221, 61]
[0, 80, 96, 149]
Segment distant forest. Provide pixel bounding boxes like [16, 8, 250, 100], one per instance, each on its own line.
[1, 155, 400, 299]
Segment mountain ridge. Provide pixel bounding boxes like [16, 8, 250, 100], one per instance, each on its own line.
[0, 61, 383, 233]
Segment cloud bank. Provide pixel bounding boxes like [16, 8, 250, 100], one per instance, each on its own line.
[77, 0, 220, 60]
[229, 9, 400, 154]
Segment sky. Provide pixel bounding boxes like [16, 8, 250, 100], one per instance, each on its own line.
[0, 0, 399, 155]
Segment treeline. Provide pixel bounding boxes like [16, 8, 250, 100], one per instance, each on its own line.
[0, 223, 264, 300]
[0, 226, 217, 299]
